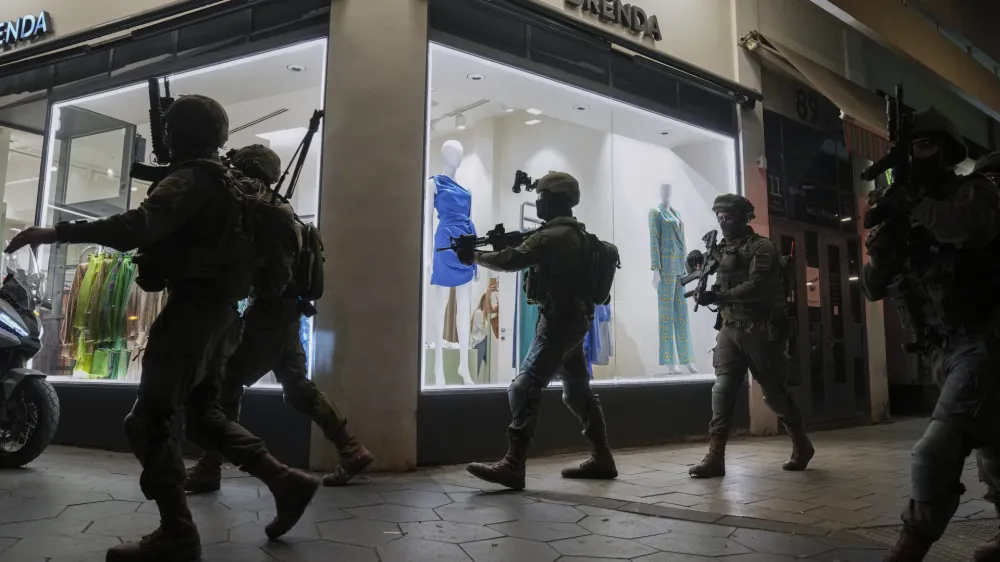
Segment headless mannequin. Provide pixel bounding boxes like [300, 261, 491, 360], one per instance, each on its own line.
[427, 140, 474, 386]
[650, 183, 698, 375]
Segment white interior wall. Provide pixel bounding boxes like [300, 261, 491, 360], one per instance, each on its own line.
[424, 112, 733, 385]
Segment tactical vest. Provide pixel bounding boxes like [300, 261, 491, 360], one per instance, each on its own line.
[523, 218, 592, 315]
[889, 229, 1000, 350]
[715, 234, 786, 324]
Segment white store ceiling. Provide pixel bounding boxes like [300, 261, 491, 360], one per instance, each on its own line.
[428, 43, 730, 150]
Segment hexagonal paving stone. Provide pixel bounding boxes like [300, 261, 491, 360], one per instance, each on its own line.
[257, 506, 352, 525]
[11, 487, 113, 505]
[448, 492, 535, 507]
[0, 517, 90, 538]
[231, 520, 321, 545]
[57, 500, 141, 521]
[558, 558, 636, 562]
[85, 512, 160, 538]
[48, 552, 108, 562]
[488, 521, 589, 542]
[311, 490, 385, 509]
[462, 536, 560, 562]
[638, 532, 753, 557]
[317, 518, 401, 547]
[550, 535, 658, 559]
[266, 539, 380, 562]
[348, 504, 441, 523]
[632, 554, 714, 562]
[711, 554, 802, 562]
[0, 537, 15, 552]
[401, 521, 504, 543]
[436, 503, 515, 525]
[577, 514, 678, 539]
[501, 502, 585, 523]
[0, 534, 123, 559]
[223, 496, 278, 512]
[377, 537, 473, 562]
[813, 549, 887, 562]
[382, 490, 453, 509]
[0, 500, 67, 524]
[200, 541, 276, 562]
[729, 528, 837, 557]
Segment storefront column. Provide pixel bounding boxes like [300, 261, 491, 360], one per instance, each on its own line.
[312, 0, 427, 471]
[855, 158, 890, 423]
[734, 0, 780, 436]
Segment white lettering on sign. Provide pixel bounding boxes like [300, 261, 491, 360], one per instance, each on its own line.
[564, 0, 663, 41]
[0, 11, 51, 48]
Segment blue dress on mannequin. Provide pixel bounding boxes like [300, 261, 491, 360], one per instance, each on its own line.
[431, 175, 477, 287]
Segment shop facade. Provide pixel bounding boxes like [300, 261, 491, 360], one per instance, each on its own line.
[0, 0, 332, 467]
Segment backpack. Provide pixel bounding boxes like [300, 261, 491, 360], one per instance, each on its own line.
[577, 227, 621, 306]
[295, 221, 325, 302]
[234, 176, 302, 300]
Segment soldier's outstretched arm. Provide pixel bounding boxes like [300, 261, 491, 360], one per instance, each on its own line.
[718, 238, 778, 304]
[475, 228, 562, 272]
[55, 169, 213, 251]
[910, 177, 1000, 246]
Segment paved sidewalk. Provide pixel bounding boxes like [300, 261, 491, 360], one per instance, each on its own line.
[0, 418, 991, 561]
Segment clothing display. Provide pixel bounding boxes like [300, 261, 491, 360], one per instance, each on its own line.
[582, 304, 613, 378]
[60, 251, 167, 381]
[649, 205, 694, 366]
[431, 175, 477, 287]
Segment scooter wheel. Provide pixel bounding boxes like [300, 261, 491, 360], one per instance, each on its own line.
[0, 377, 60, 469]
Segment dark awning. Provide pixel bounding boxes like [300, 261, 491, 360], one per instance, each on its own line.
[741, 31, 888, 141]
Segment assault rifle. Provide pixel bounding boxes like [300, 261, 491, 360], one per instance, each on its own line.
[131, 78, 174, 184]
[860, 84, 913, 230]
[437, 223, 535, 254]
[680, 229, 720, 312]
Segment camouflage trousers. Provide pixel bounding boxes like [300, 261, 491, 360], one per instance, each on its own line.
[199, 298, 355, 468]
[126, 295, 269, 500]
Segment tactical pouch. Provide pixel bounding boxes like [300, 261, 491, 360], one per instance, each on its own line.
[133, 252, 167, 292]
[523, 268, 539, 304]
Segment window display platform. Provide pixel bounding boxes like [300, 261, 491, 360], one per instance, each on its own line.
[417, 378, 747, 465]
[49, 380, 311, 468]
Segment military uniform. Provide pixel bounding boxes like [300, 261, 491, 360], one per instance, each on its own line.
[10, 97, 320, 562]
[860, 113, 1000, 562]
[689, 195, 813, 479]
[463, 173, 617, 490]
[185, 145, 372, 494]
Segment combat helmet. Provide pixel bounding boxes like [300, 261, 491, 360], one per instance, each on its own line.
[232, 144, 282, 185]
[164, 94, 230, 149]
[712, 194, 755, 219]
[910, 108, 968, 166]
[535, 172, 581, 207]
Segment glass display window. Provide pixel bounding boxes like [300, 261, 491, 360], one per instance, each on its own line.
[34, 38, 327, 385]
[421, 43, 738, 390]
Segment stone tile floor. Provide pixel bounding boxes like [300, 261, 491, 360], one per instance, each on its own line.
[0, 417, 992, 561]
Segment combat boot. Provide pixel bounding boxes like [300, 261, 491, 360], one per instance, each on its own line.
[321, 422, 375, 487]
[467, 440, 528, 490]
[974, 530, 1000, 562]
[245, 452, 321, 540]
[106, 490, 201, 562]
[782, 426, 815, 471]
[689, 434, 727, 478]
[184, 451, 223, 494]
[562, 399, 618, 480]
[883, 527, 932, 562]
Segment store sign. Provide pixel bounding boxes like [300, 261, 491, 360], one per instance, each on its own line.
[564, 0, 663, 42]
[0, 11, 51, 48]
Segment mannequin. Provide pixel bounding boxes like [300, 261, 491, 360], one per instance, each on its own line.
[649, 183, 698, 374]
[427, 140, 476, 386]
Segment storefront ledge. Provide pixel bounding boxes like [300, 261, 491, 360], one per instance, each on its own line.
[420, 373, 717, 393]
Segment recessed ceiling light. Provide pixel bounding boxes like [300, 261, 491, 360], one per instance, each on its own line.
[107, 168, 115, 177]
[658, 130, 672, 136]
[466, 73, 485, 81]
[456, 114, 467, 130]
[286, 64, 306, 72]
[131, 187, 138, 192]
[573, 105, 590, 111]
[501, 104, 514, 113]
[430, 87, 437, 92]
[525, 119, 542, 125]
[526, 108, 543, 115]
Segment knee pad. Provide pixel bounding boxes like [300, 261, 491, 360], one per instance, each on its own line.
[508, 373, 544, 412]
[911, 420, 968, 503]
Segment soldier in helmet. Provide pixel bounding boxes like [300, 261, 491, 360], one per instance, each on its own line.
[687, 194, 813, 479]
[456, 172, 617, 490]
[860, 110, 1000, 562]
[185, 145, 374, 494]
[7, 96, 319, 562]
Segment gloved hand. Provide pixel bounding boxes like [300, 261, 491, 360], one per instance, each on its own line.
[696, 290, 720, 306]
[5, 227, 57, 254]
[456, 247, 477, 266]
[864, 219, 906, 257]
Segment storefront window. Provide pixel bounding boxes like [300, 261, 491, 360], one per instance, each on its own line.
[35, 39, 327, 385]
[421, 44, 737, 390]
[2, 128, 45, 244]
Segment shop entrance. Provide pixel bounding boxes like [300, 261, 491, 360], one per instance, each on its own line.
[770, 219, 868, 426]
